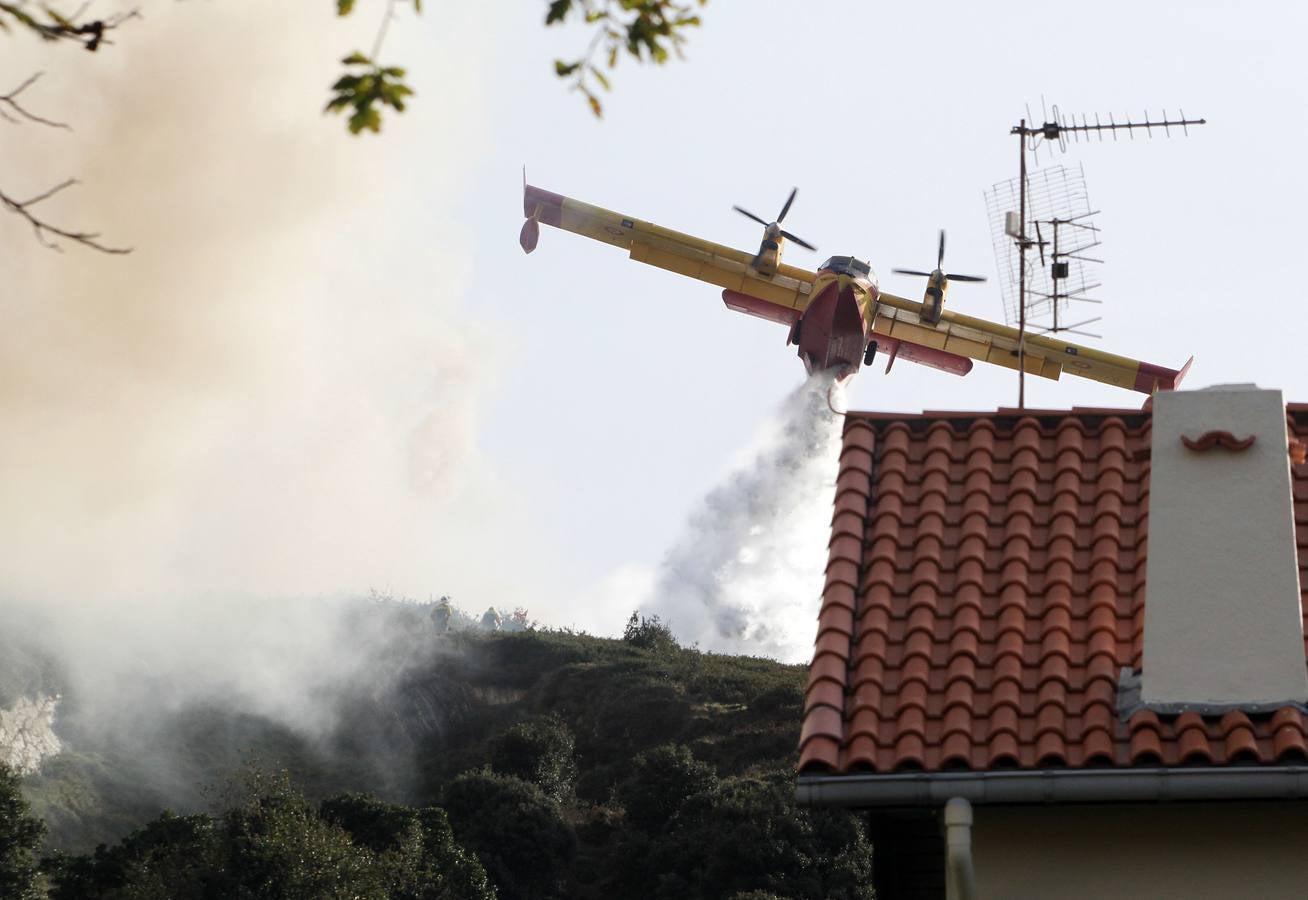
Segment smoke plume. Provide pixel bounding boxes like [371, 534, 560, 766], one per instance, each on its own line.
[646, 373, 844, 662]
[0, 1, 516, 773]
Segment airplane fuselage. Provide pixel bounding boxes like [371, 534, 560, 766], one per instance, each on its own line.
[793, 269, 876, 377]
[788, 258, 879, 379]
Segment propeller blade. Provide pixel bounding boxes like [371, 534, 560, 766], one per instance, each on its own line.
[892, 268, 933, 277]
[733, 206, 770, 228]
[946, 273, 987, 283]
[779, 230, 816, 251]
[937, 229, 946, 269]
[777, 187, 798, 222]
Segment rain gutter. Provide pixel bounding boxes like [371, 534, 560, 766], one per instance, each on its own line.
[796, 766, 1308, 807]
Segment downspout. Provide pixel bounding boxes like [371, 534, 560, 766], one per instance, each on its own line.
[943, 797, 977, 900]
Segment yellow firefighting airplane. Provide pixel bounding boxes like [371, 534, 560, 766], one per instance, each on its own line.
[519, 183, 1192, 394]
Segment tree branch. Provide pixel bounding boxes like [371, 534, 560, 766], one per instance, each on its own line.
[0, 73, 70, 129]
[0, 3, 141, 52]
[1, 179, 131, 254]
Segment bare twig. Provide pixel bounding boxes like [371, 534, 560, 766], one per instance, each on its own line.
[1, 179, 131, 254]
[0, 72, 71, 129]
[369, 0, 399, 62]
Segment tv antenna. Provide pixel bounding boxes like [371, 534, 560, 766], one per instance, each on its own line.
[1002, 102, 1205, 407]
[985, 164, 1103, 338]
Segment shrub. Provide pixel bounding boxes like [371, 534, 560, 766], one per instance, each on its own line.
[616, 744, 716, 833]
[489, 715, 578, 804]
[320, 793, 493, 900]
[442, 769, 576, 900]
[622, 612, 679, 654]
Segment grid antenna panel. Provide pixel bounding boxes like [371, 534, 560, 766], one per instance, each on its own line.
[984, 164, 1099, 331]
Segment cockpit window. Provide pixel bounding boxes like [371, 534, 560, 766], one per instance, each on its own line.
[820, 255, 873, 278]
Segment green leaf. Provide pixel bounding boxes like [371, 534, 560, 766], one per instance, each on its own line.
[589, 65, 610, 91]
[336, 0, 356, 16]
[554, 59, 581, 77]
[348, 105, 382, 134]
[341, 51, 371, 66]
[545, 0, 572, 25]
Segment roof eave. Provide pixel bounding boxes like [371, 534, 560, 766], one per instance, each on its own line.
[796, 766, 1308, 808]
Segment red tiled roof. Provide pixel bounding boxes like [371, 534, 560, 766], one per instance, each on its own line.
[799, 405, 1308, 775]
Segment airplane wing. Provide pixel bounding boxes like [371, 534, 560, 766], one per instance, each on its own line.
[873, 291, 1192, 394]
[523, 184, 815, 321]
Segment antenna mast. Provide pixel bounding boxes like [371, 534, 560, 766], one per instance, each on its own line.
[1005, 105, 1205, 408]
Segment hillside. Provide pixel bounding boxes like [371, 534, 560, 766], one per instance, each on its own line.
[5, 604, 875, 899]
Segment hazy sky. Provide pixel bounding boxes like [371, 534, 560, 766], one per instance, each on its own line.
[5, 2, 1304, 655]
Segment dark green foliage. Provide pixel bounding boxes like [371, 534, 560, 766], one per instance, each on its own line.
[44, 811, 223, 900]
[622, 611, 680, 654]
[44, 773, 494, 900]
[324, 52, 415, 135]
[750, 681, 804, 717]
[616, 744, 716, 833]
[0, 763, 47, 900]
[545, 0, 707, 116]
[443, 770, 576, 900]
[219, 770, 387, 899]
[609, 774, 874, 900]
[320, 794, 494, 899]
[489, 716, 577, 804]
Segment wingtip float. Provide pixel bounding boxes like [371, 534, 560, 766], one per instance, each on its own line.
[520, 181, 1192, 396]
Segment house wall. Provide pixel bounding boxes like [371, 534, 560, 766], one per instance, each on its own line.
[972, 801, 1308, 900]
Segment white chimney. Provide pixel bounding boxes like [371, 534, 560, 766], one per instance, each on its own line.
[1141, 384, 1308, 707]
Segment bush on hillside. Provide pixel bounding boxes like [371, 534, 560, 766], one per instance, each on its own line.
[616, 744, 717, 834]
[320, 794, 494, 900]
[442, 769, 576, 900]
[609, 774, 874, 900]
[622, 611, 679, 654]
[489, 715, 578, 804]
[44, 772, 493, 900]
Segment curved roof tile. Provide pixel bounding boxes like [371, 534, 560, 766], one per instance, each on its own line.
[800, 406, 1308, 776]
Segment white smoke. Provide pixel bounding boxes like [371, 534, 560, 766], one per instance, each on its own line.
[0, 3, 521, 750]
[646, 373, 844, 662]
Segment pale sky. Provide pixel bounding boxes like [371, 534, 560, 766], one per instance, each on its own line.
[5, 2, 1305, 655]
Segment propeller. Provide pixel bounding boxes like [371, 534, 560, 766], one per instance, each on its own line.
[892, 229, 987, 282]
[733, 187, 816, 251]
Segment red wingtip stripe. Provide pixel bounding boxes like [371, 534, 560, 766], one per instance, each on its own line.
[523, 184, 566, 226]
[1134, 355, 1195, 394]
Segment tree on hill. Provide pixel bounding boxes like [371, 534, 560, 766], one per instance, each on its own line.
[44, 811, 224, 900]
[442, 769, 576, 900]
[320, 794, 494, 900]
[0, 762, 47, 900]
[616, 743, 716, 833]
[609, 774, 874, 900]
[42, 771, 494, 900]
[622, 611, 680, 654]
[489, 715, 578, 805]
